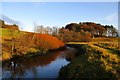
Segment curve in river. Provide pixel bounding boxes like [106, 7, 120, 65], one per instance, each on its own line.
[2, 47, 76, 78]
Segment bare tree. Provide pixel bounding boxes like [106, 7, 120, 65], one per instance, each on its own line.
[34, 25, 44, 34]
[52, 27, 59, 36]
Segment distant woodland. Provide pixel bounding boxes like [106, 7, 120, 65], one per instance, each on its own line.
[34, 21, 119, 42]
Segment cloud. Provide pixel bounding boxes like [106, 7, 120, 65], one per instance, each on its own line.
[104, 13, 118, 30]
[0, 14, 24, 30]
[0, 14, 20, 24]
[105, 13, 117, 22]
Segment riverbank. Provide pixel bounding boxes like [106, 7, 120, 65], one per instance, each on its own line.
[2, 46, 76, 78]
[58, 42, 120, 79]
[0, 28, 65, 61]
[1, 45, 67, 62]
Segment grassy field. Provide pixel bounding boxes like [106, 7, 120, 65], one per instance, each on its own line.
[59, 39, 120, 79]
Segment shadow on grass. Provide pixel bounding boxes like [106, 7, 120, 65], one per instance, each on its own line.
[58, 44, 118, 80]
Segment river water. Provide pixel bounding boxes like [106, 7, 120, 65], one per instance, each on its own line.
[2, 47, 76, 78]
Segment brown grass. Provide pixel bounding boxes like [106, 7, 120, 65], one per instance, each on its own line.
[1, 30, 65, 61]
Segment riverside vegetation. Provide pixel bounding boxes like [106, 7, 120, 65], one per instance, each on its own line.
[1, 28, 65, 61]
[1, 20, 120, 79]
[58, 41, 120, 79]
[0, 20, 65, 61]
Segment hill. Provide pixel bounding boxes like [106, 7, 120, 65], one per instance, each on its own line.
[1, 27, 65, 61]
[0, 20, 19, 30]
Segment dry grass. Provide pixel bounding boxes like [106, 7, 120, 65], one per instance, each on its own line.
[92, 37, 119, 42]
[66, 38, 120, 78]
[89, 43, 120, 77]
[1, 28, 65, 61]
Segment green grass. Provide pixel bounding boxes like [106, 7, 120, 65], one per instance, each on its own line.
[0, 28, 27, 37]
[59, 54, 115, 79]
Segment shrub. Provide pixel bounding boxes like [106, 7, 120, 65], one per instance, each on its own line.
[33, 34, 65, 50]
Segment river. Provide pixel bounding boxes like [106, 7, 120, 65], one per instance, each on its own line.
[2, 47, 76, 78]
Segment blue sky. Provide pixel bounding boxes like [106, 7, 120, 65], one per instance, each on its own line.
[1, 2, 118, 32]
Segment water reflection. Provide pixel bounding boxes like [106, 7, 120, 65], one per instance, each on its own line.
[2, 47, 76, 78]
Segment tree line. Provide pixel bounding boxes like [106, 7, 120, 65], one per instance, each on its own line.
[34, 22, 119, 42]
[65, 22, 118, 37]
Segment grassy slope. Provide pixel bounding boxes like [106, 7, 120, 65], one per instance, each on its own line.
[0, 28, 24, 36]
[0, 28, 65, 61]
[1, 28, 27, 60]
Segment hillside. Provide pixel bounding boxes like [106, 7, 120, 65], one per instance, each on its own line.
[0, 28, 65, 61]
[0, 20, 19, 30]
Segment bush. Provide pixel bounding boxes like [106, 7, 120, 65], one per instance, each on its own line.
[33, 34, 65, 50]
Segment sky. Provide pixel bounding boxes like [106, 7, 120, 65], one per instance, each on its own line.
[0, 2, 118, 32]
